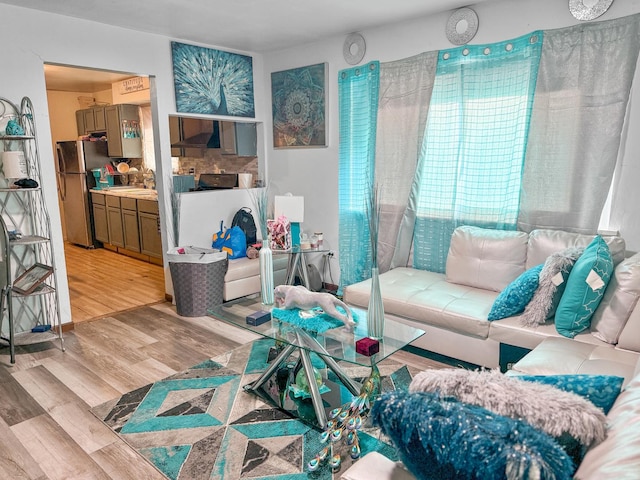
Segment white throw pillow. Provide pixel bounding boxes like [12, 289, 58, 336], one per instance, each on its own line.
[590, 252, 640, 344]
[446, 226, 529, 292]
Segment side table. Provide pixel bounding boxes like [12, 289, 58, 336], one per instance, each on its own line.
[275, 246, 329, 290]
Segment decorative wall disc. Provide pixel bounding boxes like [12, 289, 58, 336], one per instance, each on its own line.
[343, 33, 366, 65]
[446, 7, 479, 45]
[569, 0, 614, 20]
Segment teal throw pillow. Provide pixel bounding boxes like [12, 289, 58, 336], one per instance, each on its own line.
[519, 374, 624, 414]
[488, 264, 543, 321]
[555, 236, 613, 338]
[371, 390, 574, 480]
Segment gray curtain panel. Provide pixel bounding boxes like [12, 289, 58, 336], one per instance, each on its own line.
[518, 14, 640, 233]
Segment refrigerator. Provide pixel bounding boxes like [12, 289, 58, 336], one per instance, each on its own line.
[56, 140, 111, 247]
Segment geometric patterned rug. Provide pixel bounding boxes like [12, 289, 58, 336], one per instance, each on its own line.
[91, 338, 412, 480]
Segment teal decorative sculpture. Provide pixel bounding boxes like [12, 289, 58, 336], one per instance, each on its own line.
[5, 119, 24, 136]
[308, 365, 382, 472]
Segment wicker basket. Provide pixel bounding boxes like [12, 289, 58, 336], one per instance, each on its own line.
[168, 249, 228, 317]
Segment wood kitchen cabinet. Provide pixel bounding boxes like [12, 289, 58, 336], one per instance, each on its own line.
[105, 104, 142, 158]
[76, 110, 86, 136]
[106, 195, 125, 248]
[91, 191, 161, 262]
[76, 106, 106, 134]
[220, 121, 236, 155]
[138, 199, 162, 258]
[91, 192, 109, 243]
[220, 121, 257, 156]
[169, 115, 257, 157]
[235, 122, 257, 156]
[121, 197, 141, 252]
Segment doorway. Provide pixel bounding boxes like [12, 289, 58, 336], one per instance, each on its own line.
[44, 64, 165, 323]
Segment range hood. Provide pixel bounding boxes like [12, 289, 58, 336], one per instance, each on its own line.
[170, 119, 220, 149]
[171, 131, 220, 148]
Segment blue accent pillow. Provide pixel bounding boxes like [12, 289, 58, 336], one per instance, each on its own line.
[519, 374, 624, 414]
[488, 264, 543, 320]
[371, 390, 574, 480]
[555, 236, 613, 338]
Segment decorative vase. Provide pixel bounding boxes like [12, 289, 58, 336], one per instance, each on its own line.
[260, 239, 275, 306]
[367, 267, 385, 339]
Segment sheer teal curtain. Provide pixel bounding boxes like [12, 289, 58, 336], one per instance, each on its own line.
[375, 52, 438, 273]
[408, 33, 542, 272]
[338, 15, 640, 287]
[338, 62, 380, 288]
[519, 15, 640, 233]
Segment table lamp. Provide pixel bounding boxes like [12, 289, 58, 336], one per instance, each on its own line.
[274, 194, 304, 246]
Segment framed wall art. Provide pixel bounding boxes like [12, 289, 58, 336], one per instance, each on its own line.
[271, 62, 327, 148]
[12, 263, 53, 295]
[171, 41, 255, 118]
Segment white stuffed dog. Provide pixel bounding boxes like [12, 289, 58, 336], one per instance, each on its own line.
[274, 285, 355, 331]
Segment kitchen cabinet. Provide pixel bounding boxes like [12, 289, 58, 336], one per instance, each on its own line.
[220, 121, 257, 156]
[168, 115, 257, 157]
[106, 195, 125, 248]
[91, 192, 109, 243]
[105, 104, 142, 158]
[76, 106, 107, 134]
[169, 115, 182, 157]
[90, 191, 161, 261]
[76, 110, 85, 136]
[235, 122, 258, 156]
[92, 107, 107, 131]
[137, 199, 162, 258]
[121, 197, 140, 252]
[220, 121, 236, 155]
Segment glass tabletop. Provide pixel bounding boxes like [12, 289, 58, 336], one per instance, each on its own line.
[208, 296, 425, 368]
[272, 245, 330, 255]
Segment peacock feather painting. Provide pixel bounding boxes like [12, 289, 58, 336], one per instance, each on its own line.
[171, 41, 255, 117]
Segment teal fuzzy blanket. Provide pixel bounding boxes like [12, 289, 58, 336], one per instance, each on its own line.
[272, 307, 363, 333]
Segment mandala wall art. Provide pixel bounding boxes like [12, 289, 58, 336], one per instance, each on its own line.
[271, 62, 327, 148]
[171, 41, 255, 117]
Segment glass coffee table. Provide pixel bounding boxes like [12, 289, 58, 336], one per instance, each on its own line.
[209, 296, 425, 428]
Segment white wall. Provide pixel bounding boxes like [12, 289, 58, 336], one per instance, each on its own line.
[0, 4, 266, 324]
[178, 189, 261, 248]
[3, 0, 640, 323]
[262, 0, 640, 284]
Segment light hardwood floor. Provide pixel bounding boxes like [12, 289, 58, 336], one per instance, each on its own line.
[0, 302, 447, 479]
[64, 243, 166, 323]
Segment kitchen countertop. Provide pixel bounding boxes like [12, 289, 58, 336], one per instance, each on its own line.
[90, 187, 158, 201]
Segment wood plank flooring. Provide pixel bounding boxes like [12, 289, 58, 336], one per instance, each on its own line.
[64, 243, 166, 323]
[0, 302, 448, 479]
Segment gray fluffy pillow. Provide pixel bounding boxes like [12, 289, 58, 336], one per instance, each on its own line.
[410, 368, 606, 447]
[520, 247, 583, 327]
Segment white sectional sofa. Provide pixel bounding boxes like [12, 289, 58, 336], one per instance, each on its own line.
[341, 225, 640, 479]
[343, 226, 638, 371]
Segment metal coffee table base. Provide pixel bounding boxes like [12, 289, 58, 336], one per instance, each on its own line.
[244, 333, 363, 428]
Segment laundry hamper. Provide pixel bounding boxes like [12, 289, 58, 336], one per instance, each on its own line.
[167, 246, 228, 317]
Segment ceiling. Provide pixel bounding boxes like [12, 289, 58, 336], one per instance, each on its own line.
[44, 65, 139, 93]
[13, 0, 489, 92]
[1, 0, 488, 53]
